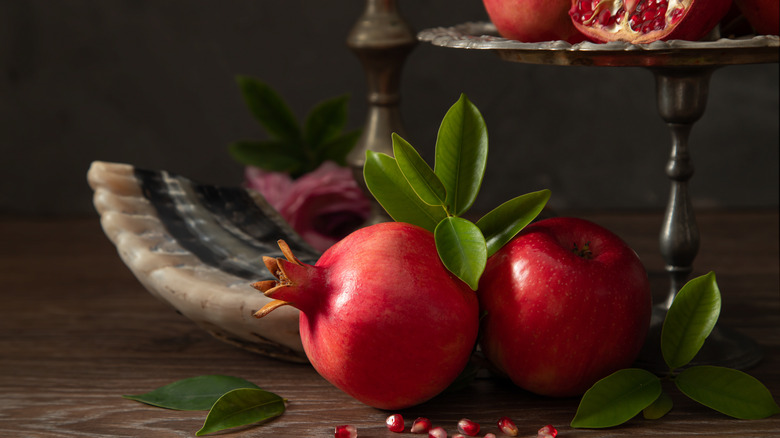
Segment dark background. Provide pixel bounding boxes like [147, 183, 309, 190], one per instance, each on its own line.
[1, 0, 777, 215]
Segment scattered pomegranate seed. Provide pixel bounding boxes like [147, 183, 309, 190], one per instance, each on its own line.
[484, 434, 497, 438]
[386, 414, 405, 433]
[411, 417, 433, 434]
[334, 424, 357, 438]
[537, 424, 558, 438]
[429, 426, 448, 438]
[497, 417, 519, 436]
[457, 418, 480, 436]
[453, 435, 466, 438]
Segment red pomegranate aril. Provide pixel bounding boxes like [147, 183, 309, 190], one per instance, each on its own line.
[670, 6, 685, 23]
[429, 427, 447, 438]
[387, 414, 405, 433]
[597, 9, 611, 25]
[335, 424, 358, 438]
[497, 416, 519, 436]
[411, 417, 433, 434]
[537, 425, 558, 438]
[457, 418, 480, 436]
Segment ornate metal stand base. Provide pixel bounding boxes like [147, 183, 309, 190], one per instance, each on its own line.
[635, 305, 763, 374]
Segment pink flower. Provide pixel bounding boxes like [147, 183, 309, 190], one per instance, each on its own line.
[245, 161, 372, 252]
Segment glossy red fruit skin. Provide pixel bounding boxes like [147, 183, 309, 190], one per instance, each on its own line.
[570, 0, 732, 44]
[477, 217, 651, 397]
[483, 0, 586, 43]
[734, 0, 779, 35]
[255, 222, 479, 410]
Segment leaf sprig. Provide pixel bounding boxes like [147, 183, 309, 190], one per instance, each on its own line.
[229, 76, 361, 178]
[571, 272, 780, 428]
[124, 375, 285, 436]
[364, 94, 550, 290]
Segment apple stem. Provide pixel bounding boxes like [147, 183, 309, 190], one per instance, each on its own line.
[572, 242, 594, 260]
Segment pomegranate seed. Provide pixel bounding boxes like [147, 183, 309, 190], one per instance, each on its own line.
[537, 425, 558, 438]
[582, 10, 594, 21]
[411, 417, 433, 434]
[597, 9, 611, 25]
[334, 424, 357, 438]
[457, 418, 480, 436]
[641, 7, 656, 22]
[484, 434, 497, 438]
[386, 414, 405, 433]
[429, 426, 447, 438]
[453, 435, 466, 438]
[670, 6, 685, 24]
[496, 416, 518, 436]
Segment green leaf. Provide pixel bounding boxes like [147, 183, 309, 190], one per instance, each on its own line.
[228, 140, 304, 175]
[434, 217, 487, 291]
[236, 76, 301, 142]
[304, 94, 349, 148]
[476, 189, 551, 257]
[643, 391, 673, 420]
[393, 133, 447, 206]
[196, 388, 286, 436]
[675, 365, 780, 420]
[315, 129, 362, 167]
[363, 151, 447, 232]
[123, 375, 260, 411]
[433, 94, 488, 216]
[571, 368, 662, 428]
[661, 272, 721, 370]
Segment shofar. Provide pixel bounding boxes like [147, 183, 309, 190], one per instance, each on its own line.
[87, 161, 321, 363]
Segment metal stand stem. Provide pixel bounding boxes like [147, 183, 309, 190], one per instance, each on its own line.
[347, 0, 416, 224]
[635, 67, 763, 373]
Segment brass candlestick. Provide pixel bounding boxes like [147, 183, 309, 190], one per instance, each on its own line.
[347, 0, 417, 223]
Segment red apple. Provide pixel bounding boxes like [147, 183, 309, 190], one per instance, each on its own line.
[477, 217, 652, 397]
[482, 0, 586, 43]
[734, 0, 780, 35]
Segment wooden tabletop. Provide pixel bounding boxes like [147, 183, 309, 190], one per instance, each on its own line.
[1, 211, 778, 437]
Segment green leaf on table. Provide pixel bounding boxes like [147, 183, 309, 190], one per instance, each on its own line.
[393, 133, 447, 206]
[476, 189, 551, 257]
[675, 365, 780, 420]
[661, 272, 721, 370]
[123, 375, 260, 411]
[434, 216, 487, 291]
[433, 93, 488, 216]
[304, 94, 349, 148]
[364, 151, 447, 232]
[643, 391, 674, 420]
[196, 388, 286, 436]
[228, 140, 304, 174]
[236, 76, 301, 142]
[571, 368, 662, 428]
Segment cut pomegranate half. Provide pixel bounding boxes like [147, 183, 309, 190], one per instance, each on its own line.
[569, 0, 732, 43]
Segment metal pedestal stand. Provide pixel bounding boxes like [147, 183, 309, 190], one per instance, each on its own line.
[419, 23, 779, 373]
[347, 0, 416, 225]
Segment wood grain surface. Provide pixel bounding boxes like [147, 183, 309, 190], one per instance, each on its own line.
[1, 211, 778, 437]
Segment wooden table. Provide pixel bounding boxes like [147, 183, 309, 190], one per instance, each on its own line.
[1, 211, 778, 437]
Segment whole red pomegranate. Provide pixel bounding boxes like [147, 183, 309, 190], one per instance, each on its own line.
[569, 0, 732, 44]
[734, 0, 779, 35]
[253, 222, 479, 410]
[477, 217, 651, 397]
[483, 0, 586, 43]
